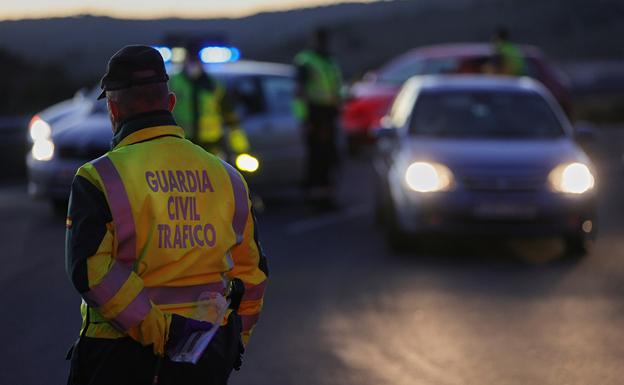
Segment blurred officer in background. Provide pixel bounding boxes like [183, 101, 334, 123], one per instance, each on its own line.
[492, 26, 527, 76]
[169, 42, 249, 160]
[294, 28, 343, 208]
[65, 45, 268, 385]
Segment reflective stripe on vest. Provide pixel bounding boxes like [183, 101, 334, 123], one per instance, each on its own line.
[241, 313, 260, 333]
[109, 289, 152, 331]
[221, 160, 249, 244]
[83, 261, 131, 307]
[93, 155, 137, 265]
[243, 280, 268, 301]
[146, 282, 226, 305]
[89, 155, 149, 331]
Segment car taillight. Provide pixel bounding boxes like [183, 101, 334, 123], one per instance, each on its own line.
[341, 96, 394, 134]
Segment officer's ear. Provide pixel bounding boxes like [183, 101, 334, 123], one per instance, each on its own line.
[168, 92, 176, 112]
[106, 98, 120, 120]
[106, 97, 122, 133]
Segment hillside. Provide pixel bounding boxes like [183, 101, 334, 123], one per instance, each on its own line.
[1, 0, 622, 81]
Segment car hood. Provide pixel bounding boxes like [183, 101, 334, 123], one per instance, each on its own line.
[52, 113, 113, 150]
[400, 137, 589, 173]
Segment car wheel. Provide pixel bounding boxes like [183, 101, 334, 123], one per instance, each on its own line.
[564, 234, 588, 258]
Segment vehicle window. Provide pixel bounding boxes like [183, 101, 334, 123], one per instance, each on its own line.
[421, 58, 460, 74]
[220, 75, 264, 117]
[377, 57, 425, 84]
[378, 56, 486, 84]
[262, 76, 295, 115]
[409, 90, 564, 138]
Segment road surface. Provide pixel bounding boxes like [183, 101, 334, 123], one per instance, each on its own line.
[1, 127, 623, 385]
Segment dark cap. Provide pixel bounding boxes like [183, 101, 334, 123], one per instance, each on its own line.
[98, 45, 169, 99]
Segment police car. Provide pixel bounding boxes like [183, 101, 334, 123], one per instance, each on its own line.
[27, 47, 305, 210]
[374, 75, 596, 256]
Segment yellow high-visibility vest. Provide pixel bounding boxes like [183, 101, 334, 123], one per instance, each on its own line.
[69, 124, 266, 354]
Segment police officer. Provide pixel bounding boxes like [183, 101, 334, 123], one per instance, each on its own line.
[492, 26, 526, 76]
[294, 28, 343, 207]
[65, 45, 268, 385]
[169, 42, 249, 160]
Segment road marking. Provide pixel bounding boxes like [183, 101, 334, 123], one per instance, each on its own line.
[286, 204, 370, 235]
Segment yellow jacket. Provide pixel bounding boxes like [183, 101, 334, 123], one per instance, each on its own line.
[65, 111, 268, 355]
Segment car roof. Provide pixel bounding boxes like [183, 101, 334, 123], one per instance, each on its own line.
[391, 42, 544, 62]
[408, 74, 546, 93]
[201, 60, 294, 77]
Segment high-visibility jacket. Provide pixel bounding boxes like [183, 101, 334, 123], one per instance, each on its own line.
[294, 50, 342, 116]
[65, 111, 268, 356]
[495, 41, 526, 76]
[169, 71, 250, 155]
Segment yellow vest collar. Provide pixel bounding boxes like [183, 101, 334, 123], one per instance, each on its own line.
[114, 125, 186, 149]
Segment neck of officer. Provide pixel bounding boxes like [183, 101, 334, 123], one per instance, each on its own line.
[111, 110, 176, 149]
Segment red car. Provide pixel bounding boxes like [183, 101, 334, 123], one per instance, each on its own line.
[341, 43, 572, 151]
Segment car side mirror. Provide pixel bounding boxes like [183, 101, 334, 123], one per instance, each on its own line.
[574, 122, 595, 144]
[373, 126, 398, 139]
[372, 116, 399, 139]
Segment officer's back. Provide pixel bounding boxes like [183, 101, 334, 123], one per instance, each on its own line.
[65, 45, 268, 385]
[106, 126, 241, 290]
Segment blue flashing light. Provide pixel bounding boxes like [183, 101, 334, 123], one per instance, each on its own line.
[153, 46, 173, 63]
[229, 47, 241, 62]
[199, 46, 241, 64]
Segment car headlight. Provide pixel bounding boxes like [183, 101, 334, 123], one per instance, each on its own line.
[29, 115, 51, 141]
[404, 161, 454, 192]
[32, 139, 55, 161]
[236, 153, 259, 173]
[548, 162, 595, 194]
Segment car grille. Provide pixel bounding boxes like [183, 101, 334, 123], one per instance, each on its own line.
[460, 170, 547, 192]
[57, 145, 108, 160]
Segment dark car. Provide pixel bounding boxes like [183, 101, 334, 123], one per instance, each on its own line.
[342, 43, 572, 152]
[374, 75, 595, 256]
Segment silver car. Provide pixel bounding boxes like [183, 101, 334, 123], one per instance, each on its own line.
[374, 75, 597, 256]
[27, 60, 305, 210]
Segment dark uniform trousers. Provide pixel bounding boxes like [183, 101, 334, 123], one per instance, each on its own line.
[67, 313, 243, 385]
[305, 103, 340, 190]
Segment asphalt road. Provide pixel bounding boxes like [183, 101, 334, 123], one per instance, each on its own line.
[1, 127, 624, 385]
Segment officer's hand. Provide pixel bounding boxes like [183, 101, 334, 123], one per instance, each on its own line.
[166, 314, 213, 352]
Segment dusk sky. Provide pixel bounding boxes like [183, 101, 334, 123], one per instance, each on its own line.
[1, 0, 380, 20]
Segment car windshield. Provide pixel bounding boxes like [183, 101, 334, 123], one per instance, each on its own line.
[409, 90, 564, 138]
[377, 56, 427, 84]
[378, 54, 539, 85]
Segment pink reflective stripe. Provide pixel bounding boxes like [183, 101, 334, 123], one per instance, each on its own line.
[83, 262, 131, 307]
[241, 313, 260, 332]
[110, 289, 152, 331]
[92, 156, 137, 265]
[221, 161, 249, 244]
[243, 280, 267, 302]
[146, 283, 226, 305]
